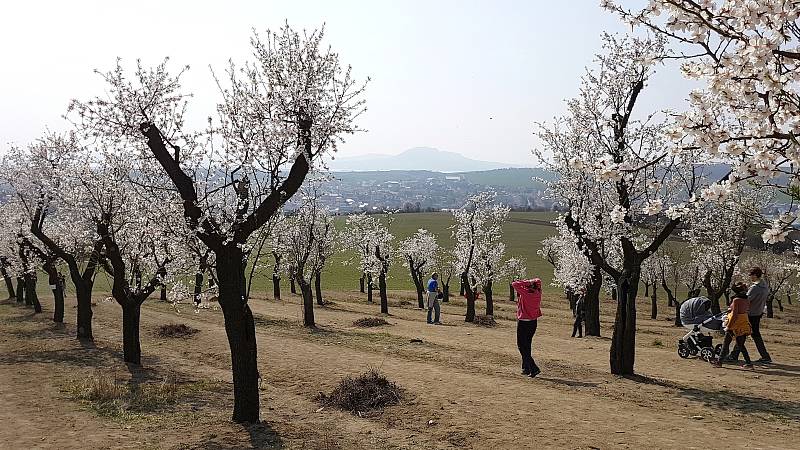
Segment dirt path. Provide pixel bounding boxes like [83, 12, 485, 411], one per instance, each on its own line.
[1, 291, 798, 449]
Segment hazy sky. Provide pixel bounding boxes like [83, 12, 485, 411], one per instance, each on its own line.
[0, 0, 686, 165]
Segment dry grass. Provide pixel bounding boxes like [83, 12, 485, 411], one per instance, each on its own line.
[156, 323, 200, 338]
[67, 370, 180, 418]
[316, 369, 404, 416]
[352, 317, 389, 328]
[473, 315, 497, 327]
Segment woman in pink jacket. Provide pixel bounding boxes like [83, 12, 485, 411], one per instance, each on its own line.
[512, 278, 543, 377]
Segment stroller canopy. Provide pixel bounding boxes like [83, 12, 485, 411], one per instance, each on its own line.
[680, 297, 712, 325]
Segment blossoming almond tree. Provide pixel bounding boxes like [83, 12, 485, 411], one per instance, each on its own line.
[605, 0, 800, 243]
[2, 133, 106, 336]
[685, 187, 766, 313]
[452, 192, 509, 322]
[283, 187, 336, 326]
[69, 24, 367, 422]
[539, 223, 602, 335]
[343, 213, 394, 314]
[398, 229, 439, 308]
[502, 257, 527, 302]
[536, 34, 707, 374]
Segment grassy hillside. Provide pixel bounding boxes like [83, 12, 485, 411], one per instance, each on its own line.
[272, 211, 559, 295]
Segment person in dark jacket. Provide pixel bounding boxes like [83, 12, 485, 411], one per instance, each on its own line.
[728, 267, 772, 363]
[571, 288, 585, 338]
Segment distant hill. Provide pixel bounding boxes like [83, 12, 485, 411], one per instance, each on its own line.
[328, 147, 526, 172]
[329, 167, 550, 189]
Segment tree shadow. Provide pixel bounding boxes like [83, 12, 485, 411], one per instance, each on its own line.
[754, 363, 800, 378]
[537, 376, 599, 388]
[625, 374, 800, 421]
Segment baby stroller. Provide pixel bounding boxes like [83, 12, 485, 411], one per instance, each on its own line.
[677, 297, 725, 361]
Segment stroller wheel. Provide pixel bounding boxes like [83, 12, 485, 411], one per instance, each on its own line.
[700, 347, 714, 362]
[678, 344, 690, 359]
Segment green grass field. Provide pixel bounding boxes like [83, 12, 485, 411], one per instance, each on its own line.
[274, 211, 559, 294]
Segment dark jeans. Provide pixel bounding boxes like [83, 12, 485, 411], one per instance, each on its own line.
[719, 331, 751, 365]
[427, 298, 441, 323]
[730, 314, 771, 360]
[517, 320, 539, 374]
[572, 316, 583, 337]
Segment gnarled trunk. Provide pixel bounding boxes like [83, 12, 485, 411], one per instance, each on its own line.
[121, 302, 142, 365]
[299, 277, 315, 327]
[650, 287, 657, 320]
[0, 264, 15, 299]
[272, 274, 281, 300]
[290, 276, 297, 294]
[45, 264, 64, 323]
[584, 266, 602, 337]
[483, 280, 493, 317]
[610, 269, 639, 375]
[463, 272, 476, 322]
[409, 261, 424, 309]
[442, 282, 450, 303]
[367, 274, 373, 304]
[359, 273, 365, 293]
[379, 271, 388, 314]
[217, 248, 260, 423]
[194, 270, 204, 305]
[15, 278, 24, 304]
[26, 273, 42, 313]
[766, 294, 775, 318]
[509, 283, 515, 302]
[314, 270, 323, 306]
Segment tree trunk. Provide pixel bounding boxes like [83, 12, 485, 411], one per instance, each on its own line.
[411, 265, 424, 309]
[194, 270, 204, 305]
[787, 293, 792, 305]
[359, 274, 365, 293]
[216, 249, 260, 423]
[75, 282, 94, 340]
[1, 265, 15, 299]
[272, 274, 281, 300]
[463, 272, 475, 322]
[460, 278, 465, 296]
[644, 282, 649, 297]
[610, 269, 639, 375]
[584, 266, 602, 337]
[121, 302, 142, 365]
[567, 289, 577, 315]
[15, 277, 24, 304]
[26, 273, 42, 313]
[484, 280, 493, 317]
[45, 264, 64, 323]
[290, 276, 297, 294]
[650, 288, 657, 320]
[766, 295, 774, 318]
[367, 274, 373, 303]
[299, 278, 315, 327]
[509, 283, 515, 302]
[443, 282, 450, 303]
[776, 294, 783, 312]
[314, 271, 323, 306]
[379, 271, 388, 314]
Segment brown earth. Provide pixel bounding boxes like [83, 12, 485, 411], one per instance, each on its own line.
[0, 289, 798, 449]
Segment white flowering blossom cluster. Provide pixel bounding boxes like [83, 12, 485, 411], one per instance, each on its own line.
[605, 0, 800, 240]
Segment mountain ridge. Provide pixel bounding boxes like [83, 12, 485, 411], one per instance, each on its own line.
[327, 147, 527, 172]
